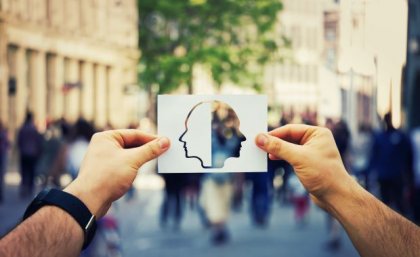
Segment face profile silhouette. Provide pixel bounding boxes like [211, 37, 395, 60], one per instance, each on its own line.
[179, 100, 246, 169]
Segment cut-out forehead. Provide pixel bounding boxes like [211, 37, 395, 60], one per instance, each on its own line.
[186, 101, 212, 126]
[186, 100, 239, 125]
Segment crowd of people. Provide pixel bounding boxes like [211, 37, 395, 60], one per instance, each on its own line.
[15, 114, 96, 194]
[0, 114, 125, 256]
[0, 110, 419, 252]
[157, 109, 420, 250]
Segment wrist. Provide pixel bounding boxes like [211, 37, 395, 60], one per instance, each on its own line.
[64, 180, 109, 218]
[22, 189, 97, 250]
[324, 175, 366, 220]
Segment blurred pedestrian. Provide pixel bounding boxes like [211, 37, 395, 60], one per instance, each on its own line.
[37, 122, 65, 187]
[247, 170, 273, 227]
[125, 122, 138, 201]
[325, 119, 350, 250]
[410, 126, 420, 225]
[184, 173, 201, 210]
[232, 173, 245, 211]
[17, 113, 43, 198]
[332, 119, 351, 163]
[0, 122, 10, 203]
[160, 173, 186, 230]
[275, 160, 293, 204]
[199, 173, 233, 245]
[367, 113, 413, 214]
[272, 122, 293, 205]
[351, 123, 374, 190]
[289, 173, 309, 226]
[63, 119, 109, 257]
[57, 118, 71, 141]
[66, 119, 95, 179]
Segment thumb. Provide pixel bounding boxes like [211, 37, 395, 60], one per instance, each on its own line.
[128, 137, 170, 166]
[255, 133, 302, 165]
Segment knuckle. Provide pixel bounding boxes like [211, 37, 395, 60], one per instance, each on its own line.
[269, 138, 282, 155]
[146, 142, 160, 157]
[320, 127, 332, 137]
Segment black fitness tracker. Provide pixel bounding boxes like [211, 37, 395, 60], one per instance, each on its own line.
[23, 188, 97, 250]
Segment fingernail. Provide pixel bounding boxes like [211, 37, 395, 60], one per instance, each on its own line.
[256, 134, 268, 146]
[158, 137, 170, 149]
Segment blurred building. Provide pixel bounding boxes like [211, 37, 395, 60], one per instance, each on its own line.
[405, 0, 420, 129]
[0, 0, 140, 136]
[337, 0, 407, 133]
[267, 0, 324, 116]
[335, 0, 377, 134]
[318, 3, 341, 120]
[263, 0, 408, 134]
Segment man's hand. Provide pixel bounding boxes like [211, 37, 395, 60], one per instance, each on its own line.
[255, 124, 355, 211]
[65, 130, 170, 218]
[256, 124, 420, 257]
[0, 130, 170, 257]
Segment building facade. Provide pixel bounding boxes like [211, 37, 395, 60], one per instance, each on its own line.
[267, 0, 407, 133]
[0, 0, 140, 136]
[337, 0, 407, 132]
[335, 0, 376, 134]
[268, 0, 324, 114]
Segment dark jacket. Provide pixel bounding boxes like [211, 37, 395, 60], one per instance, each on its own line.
[17, 122, 43, 157]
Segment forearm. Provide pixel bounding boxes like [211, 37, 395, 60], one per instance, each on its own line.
[329, 179, 420, 257]
[0, 206, 83, 257]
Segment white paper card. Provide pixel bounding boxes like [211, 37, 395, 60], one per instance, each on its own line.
[157, 95, 267, 173]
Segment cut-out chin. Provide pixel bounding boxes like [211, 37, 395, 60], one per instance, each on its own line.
[181, 146, 244, 169]
[180, 140, 244, 168]
[182, 153, 242, 169]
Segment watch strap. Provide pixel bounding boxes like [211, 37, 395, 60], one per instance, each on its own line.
[23, 188, 97, 250]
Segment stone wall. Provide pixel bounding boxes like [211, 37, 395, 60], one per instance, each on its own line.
[0, 0, 140, 134]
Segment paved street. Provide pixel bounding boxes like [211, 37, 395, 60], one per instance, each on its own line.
[0, 184, 34, 236]
[0, 182, 360, 257]
[115, 190, 359, 257]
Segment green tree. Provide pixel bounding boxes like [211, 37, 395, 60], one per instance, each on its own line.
[138, 0, 286, 95]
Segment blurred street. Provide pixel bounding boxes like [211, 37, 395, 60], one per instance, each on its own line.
[0, 183, 32, 236]
[0, 0, 419, 256]
[1, 174, 358, 257]
[118, 190, 359, 257]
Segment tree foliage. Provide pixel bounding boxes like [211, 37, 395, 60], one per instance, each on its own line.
[138, 0, 286, 93]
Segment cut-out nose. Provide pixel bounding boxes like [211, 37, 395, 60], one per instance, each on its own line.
[239, 131, 246, 141]
[179, 130, 187, 143]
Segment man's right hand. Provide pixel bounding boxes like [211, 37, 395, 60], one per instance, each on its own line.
[255, 124, 356, 211]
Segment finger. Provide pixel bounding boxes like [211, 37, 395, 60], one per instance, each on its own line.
[129, 137, 171, 166]
[268, 124, 316, 145]
[268, 154, 281, 160]
[256, 133, 301, 165]
[107, 129, 158, 148]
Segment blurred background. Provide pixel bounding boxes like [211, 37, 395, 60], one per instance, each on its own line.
[0, 0, 419, 257]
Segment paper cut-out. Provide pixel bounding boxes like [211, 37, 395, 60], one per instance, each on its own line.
[179, 100, 246, 169]
[157, 95, 267, 173]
